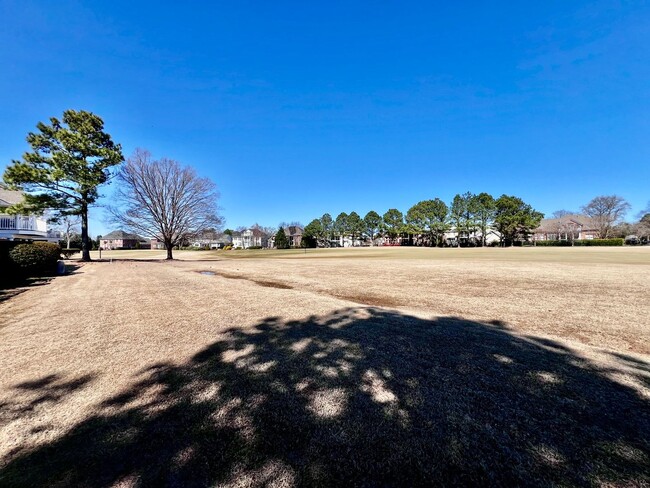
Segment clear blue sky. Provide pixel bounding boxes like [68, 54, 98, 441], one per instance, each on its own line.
[1, 1, 649, 236]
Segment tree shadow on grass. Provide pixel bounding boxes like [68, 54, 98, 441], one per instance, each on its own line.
[1, 373, 96, 420]
[1, 308, 648, 487]
[0, 277, 53, 303]
[0, 264, 81, 304]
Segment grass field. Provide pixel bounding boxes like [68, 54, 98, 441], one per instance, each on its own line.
[1, 247, 649, 486]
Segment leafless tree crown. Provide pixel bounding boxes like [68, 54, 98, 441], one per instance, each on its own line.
[111, 149, 222, 249]
[581, 195, 630, 238]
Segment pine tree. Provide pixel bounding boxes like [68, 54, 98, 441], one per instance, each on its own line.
[3, 110, 124, 261]
[275, 226, 289, 249]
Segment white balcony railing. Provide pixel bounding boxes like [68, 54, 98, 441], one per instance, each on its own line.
[0, 214, 47, 233]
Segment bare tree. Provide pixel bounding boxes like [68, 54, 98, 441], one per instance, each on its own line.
[636, 201, 650, 221]
[633, 203, 650, 243]
[552, 209, 574, 218]
[51, 214, 81, 249]
[581, 195, 631, 239]
[110, 149, 222, 259]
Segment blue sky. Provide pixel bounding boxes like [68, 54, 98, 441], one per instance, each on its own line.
[1, 1, 649, 236]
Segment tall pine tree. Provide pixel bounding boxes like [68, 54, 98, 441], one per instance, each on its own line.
[3, 110, 124, 261]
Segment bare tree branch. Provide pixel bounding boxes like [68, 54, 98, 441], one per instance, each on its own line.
[109, 149, 222, 259]
[581, 195, 631, 239]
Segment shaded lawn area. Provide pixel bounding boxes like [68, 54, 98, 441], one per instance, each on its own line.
[0, 277, 54, 304]
[0, 264, 80, 305]
[1, 308, 648, 487]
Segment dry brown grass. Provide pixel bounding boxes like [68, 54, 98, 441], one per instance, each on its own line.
[1, 247, 649, 486]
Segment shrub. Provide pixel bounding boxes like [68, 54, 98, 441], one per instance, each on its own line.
[534, 240, 572, 247]
[0, 241, 18, 274]
[247, 246, 263, 250]
[61, 248, 80, 259]
[534, 238, 624, 247]
[574, 238, 624, 246]
[9, 242, 61, 276]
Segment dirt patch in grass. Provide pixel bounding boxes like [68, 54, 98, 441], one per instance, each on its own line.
[332, 292, 404, 308]
[254, 280, 292, 290]
[211, 271, 293, 290]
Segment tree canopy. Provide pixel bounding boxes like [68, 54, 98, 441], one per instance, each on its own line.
[382, 209, 403, 242]
[334, 212, 349, 241]
[474, 193, 496, 247]
[274, 226, 289, 249]
[406, 199, 449, 246]
[302, 219, 323, 248]
[363, 211, 382, 244]
[494, 195, 544, 246]
[347, 212, 364, 243]
[581, 195, 631, 238]
[3, 110, 124, 261]
[110, 149, 221, 260]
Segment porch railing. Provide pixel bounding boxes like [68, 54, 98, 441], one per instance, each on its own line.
[0, 214, 46, 232]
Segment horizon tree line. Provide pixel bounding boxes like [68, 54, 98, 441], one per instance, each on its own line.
[302, 193, 544, 248]
[301, 194, 644, 248]
[3, 110, 647, 259]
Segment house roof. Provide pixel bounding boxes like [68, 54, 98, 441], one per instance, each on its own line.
[250, 228, 268, 238]
[102, 229, 144, 241]
[233, 228, 268, 238]
[0, 189, 24, 207]
[535, 214, 598, 232]
[286, 225, 303, 236]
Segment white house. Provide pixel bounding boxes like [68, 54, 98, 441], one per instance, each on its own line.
[0, 188, 51, 241]
[191, 231, 232, 249]
[443, 228, 502, 247]
[232, 228, 269, 249]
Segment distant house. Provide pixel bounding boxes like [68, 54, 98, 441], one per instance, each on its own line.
[232, 228, 269, 249]
[443, 228, 502, 247]
[150, 238, 166, 250]
[533, 215, 599, 241]
[0, 188, 52, 242]
[100, 230, 147, 250]
[268, 225, 303, 248]
[191, 231, 232, 249]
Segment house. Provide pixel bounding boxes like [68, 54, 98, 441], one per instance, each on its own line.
[268, 225, 304, 248]
[150, 238, 166, 250]
[191, 231, 232, 249]
[100, 230, 147, 250]
[533, 215, 599, 241]
[0, 188, 51, 241]
[232, 228, 269, 249]
[443, 228, 502, 247]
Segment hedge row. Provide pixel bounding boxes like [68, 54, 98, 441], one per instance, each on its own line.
[1, 242, 62, 280]
[535, 238, 624, 247]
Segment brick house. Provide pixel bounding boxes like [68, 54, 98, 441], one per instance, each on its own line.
[268, 225, 303, 248]
[100, 230, 146, 249]
[533, 215, 599, 241]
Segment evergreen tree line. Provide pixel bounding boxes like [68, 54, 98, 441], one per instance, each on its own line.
[302, 193, 544, 248]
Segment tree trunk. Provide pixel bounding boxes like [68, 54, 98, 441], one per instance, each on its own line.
[80, 202, 91, 261]
[166, 241, 174, 260]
